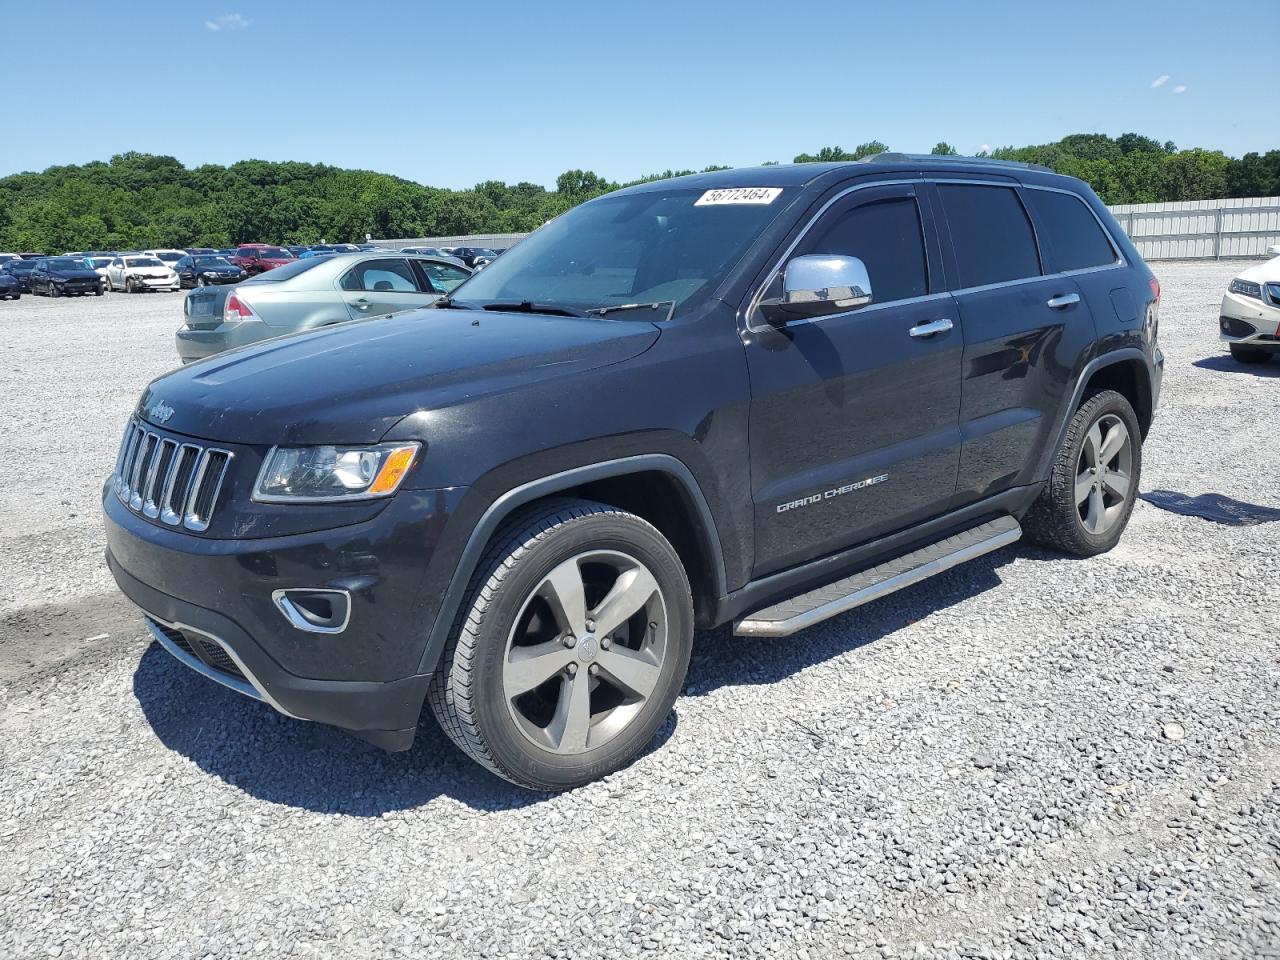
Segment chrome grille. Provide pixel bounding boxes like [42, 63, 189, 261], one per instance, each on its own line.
[113, 419, 232, 532]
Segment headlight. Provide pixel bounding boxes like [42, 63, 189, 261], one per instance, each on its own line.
[1229, 278, 1263, 300]
[253, 443, 419, 502]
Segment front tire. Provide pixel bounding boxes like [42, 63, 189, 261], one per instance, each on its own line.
[1230, 344, 1272, 365]
[429, 499, 693, 791]
[1023, 389, 1142, 557]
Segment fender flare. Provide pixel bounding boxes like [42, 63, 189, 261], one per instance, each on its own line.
[419, 454, 726, 673]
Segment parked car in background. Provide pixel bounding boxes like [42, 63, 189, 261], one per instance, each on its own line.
[83, 255, 115, 286]
[106, 255, 180, 293]
[176, 252, 471, 362]
[0, 253, 21, 265]
[0, 269, 20, 300]
[231, 244, 295, 275]
[331, 243, 360, 253]
[1219, 244, 1280, 365]
[30, 257, 105, 297]
[18, 252, 45, 260]
[286, 245, 309, 257]
[3, 258, 39, 292]
[449, 246, 500, 268]
[175, 254, 247, 288]
[297, 249, 335, 259]
[143, 249, 189, 270]
[185, 247, 217, 256]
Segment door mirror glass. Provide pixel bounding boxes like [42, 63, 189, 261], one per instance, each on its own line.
[761, 254, 873, 323]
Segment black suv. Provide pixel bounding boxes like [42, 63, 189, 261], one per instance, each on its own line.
[103, 157, 1163, 790]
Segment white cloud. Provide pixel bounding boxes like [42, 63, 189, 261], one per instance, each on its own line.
[1172, 84, 1187, 94]
[205, 13, 250, 31]
[1151, 75, 1170, 88]
[978, 144, 991, 154]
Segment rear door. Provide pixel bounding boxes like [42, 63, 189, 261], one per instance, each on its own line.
[744, 182, 964, 577]
[932, 181, 1097, 508]
[338, 257, 438, 319]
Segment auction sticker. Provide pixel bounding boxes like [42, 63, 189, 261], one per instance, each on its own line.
[694, 187, 783, 206]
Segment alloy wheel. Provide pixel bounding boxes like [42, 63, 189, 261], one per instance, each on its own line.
[1076, 413, 1132, 535]
[502, 550, 668, 755]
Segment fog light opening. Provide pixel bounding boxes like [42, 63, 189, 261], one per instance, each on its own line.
[272, 588, 351, 634]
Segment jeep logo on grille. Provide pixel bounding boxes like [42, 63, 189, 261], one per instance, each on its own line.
[147, 400, 175, 424]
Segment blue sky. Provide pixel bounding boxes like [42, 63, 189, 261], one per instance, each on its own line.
[0, 0, 1268, 189]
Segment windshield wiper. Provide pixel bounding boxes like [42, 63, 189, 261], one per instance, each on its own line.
[432, 297, 478, 310]
[584, 300, 676, 321]
[478, 300, 586, 318]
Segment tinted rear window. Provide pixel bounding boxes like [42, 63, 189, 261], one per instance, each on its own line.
[1025, 189, 1117, 273]
[938, 184, 1040, 288]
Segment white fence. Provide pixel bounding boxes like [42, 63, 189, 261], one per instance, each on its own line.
[1109, 197, 1280, 261]
[376, 197, 1280, 263]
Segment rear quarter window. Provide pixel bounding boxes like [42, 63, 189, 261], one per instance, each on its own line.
[1025, 189, 1119, 273]
[938, 184, 1041, 288]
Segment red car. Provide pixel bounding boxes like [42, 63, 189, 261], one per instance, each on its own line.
[231, 244, 295, 276]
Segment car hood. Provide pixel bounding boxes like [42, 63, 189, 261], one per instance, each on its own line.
[1236, 258, 1280, 284]
[138, 309, 662, 444]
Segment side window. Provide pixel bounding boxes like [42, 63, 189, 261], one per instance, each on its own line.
[798, 195, 929, 303]
[1025, 189, 1118, 273]
[938, 184, 1041, 288]
[418, 261, 470, 294]
[340, 258, 419, 292]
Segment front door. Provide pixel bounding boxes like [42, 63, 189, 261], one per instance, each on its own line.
[338, 257, 438, 320]
[745, 184, 964, 578]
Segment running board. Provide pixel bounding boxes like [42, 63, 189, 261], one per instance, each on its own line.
[734, 516, 1022, 638]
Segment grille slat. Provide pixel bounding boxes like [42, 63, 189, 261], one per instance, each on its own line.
[112, 418, 233, 532]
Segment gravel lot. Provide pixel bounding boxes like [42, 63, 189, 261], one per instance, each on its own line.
[2, 263, 1278, 960]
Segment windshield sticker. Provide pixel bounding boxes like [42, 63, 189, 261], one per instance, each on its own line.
[695, 187, 782, 206]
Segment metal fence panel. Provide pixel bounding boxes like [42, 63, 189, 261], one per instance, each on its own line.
[377, 196, 1280, 262]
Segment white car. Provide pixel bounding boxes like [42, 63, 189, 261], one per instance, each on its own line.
[83, 255, 114, 286]
[143, 248, 189, 270]
[1220, 244, 1280, 364]
[105, 255, 180, 293]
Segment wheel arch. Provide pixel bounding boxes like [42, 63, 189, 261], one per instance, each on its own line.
[417, 455, 726, 675]
[1079, 355, 1153, 438]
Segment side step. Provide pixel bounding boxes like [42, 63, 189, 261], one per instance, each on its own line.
[734, 516, 1022, 638]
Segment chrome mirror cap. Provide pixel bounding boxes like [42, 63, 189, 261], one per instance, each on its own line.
[761, 254, 874, 323]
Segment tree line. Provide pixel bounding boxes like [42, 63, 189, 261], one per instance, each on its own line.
[0, 134, 1275, 252]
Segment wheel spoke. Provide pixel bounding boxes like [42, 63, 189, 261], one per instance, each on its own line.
[547, 670, 592, 753]
[1084, 486, 1105, 533]
[503, 641, 575, 699]
[1098, 422, 1128, 466]
[1074, 469, 1094, 506]
[538, 557, 588, 638]
[591, 565, 659, 639]
[1082, 422, 1103, 470]
[1102, 468, 1130, 500]
[596, 645, 662, 701]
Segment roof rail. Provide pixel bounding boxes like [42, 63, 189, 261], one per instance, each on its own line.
[860, 152, 1055, 174]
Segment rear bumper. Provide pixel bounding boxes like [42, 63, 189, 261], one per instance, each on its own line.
[175, 321, 272, 362]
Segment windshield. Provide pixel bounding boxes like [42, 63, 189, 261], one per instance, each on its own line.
[87, 257, 112, 268]
[194, 256, 233, 267]
[10, 260, 36, 272]
[126, 257, 165, 268]
[48, 258, 85, 270]
[260, 247, 292, 259]
[244, 258, 328, 283]
[449, 186, 790, 315]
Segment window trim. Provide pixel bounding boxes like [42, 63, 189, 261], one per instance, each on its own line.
[339, 256, 425, 295]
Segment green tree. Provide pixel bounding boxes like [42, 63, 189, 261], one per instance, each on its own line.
[930, 142, 958, 156]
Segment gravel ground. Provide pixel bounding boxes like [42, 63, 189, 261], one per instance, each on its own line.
[2, 263, 1278, 960]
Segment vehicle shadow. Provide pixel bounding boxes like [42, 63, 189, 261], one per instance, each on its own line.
[1192, 354, 1280, 377]
[685, 547, 1023, 698]
[132, 644, 677, 815]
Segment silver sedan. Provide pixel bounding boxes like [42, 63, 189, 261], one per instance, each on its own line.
[175, 252, 472, 363]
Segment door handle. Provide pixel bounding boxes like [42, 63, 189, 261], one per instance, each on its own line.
[1046, 292, 1081, 309]
[909, 318, 953, 338]
[354, 298, 370, 310]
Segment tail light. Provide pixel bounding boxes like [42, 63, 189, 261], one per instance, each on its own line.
[1148, 276, 1161, 304]
[224, 293, 258, 323]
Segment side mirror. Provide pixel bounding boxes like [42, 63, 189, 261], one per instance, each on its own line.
[760, 254, 873, 324]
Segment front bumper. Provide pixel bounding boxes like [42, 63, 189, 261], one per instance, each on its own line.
[104, 481, 469, 750]
[1220, 290, 1280, 346]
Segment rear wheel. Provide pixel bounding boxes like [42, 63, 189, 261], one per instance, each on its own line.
[429, 499, 693, 791]
[1230, 344, 1272, 365]
[1023, 389, 1142, 557]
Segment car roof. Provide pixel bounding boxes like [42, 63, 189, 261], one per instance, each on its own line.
[613, 155, 1079, 198]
